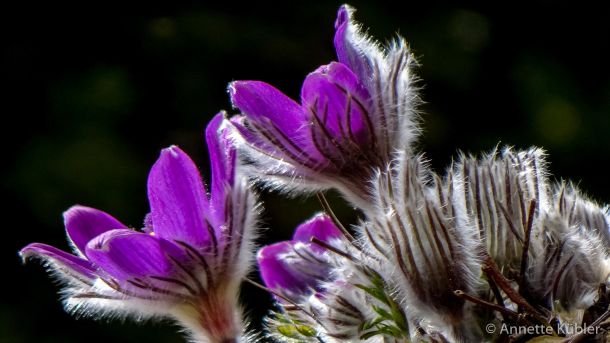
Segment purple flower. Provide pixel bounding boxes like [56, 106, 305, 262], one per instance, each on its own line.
[257, 213, 342, 303]
[229, 5, 419, 209]
[259, 214, 410, 341]
[20, 113, 258, 343]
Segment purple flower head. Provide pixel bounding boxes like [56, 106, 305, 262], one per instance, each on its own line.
[260, 214, 411, 342]
[257, 213, 342, 303]
[20, 113, 258, 343]
[229, 5, 419, 209]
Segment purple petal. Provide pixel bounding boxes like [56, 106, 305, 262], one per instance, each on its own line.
[257, 215, 343, 299]
[301, 62, 372, 146]
[64, 205, 128, 255]
[229, 115, 271, 152]
[21, 243, 97, 281]
[333, 5, 374, 83]
[333, 5, 351, 65]
[257, 242, 312, 296]
[292, 213, 343, 253]
[205, 112, 236, 226]
[229, 81, 324, 165]
[85, 229, 186, 288]
[229, 81, 307, 139]
[147, 146, 211, 248]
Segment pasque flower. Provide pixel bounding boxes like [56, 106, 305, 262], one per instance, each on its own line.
[364, 152, 483, 342]
[455, 147, 551, 272]
[20, 113, 258, 343]
[257, 213, 343, 303]
[454, 147, 610, 314]
[527, 182, 610, 314]
[20, 4, 610, 343]
[229, 5, 419, 209]
[258, 214, 408, 342]
[257, 214, 346, 342]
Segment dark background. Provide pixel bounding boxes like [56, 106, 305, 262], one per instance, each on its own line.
[3, 1, 610, 342]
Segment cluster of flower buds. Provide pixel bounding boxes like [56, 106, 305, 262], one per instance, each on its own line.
[22, 4, 610, 343]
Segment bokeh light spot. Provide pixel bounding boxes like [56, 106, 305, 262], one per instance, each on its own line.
[535, 98, 581, 145]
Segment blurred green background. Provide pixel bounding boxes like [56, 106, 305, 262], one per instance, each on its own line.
[3, 1, 610, 342]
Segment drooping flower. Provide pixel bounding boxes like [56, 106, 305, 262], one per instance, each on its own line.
[20, 113, 259, 343]
[229, 5, 419, 209]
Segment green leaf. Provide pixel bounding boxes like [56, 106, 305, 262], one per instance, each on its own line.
[375, 324, 403, 337]
[277, 325, 301, 339]
[275, 313, 292, 324]
[388, 301, 409, 332]
[295, 325, 317, 337]
[372, 305, 393, 320]
[355, 284, 388, 304]
[360, 330, 383, 340]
